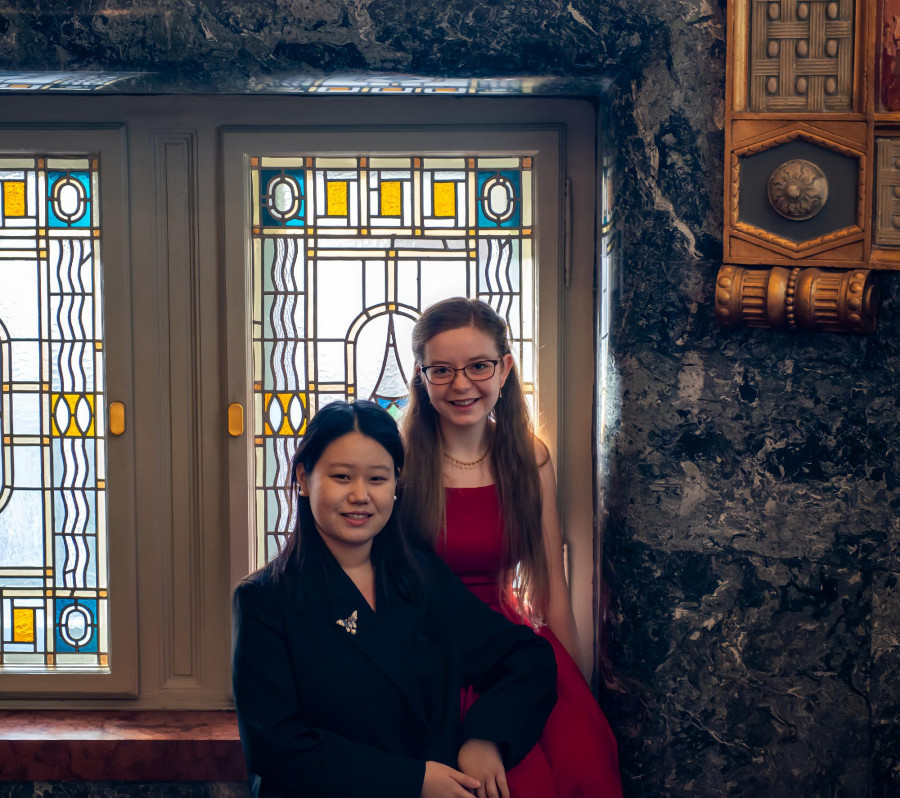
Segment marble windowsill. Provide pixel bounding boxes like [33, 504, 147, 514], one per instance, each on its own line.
[0, 711, 246, 782]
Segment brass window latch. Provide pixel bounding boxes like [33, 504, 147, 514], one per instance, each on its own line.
[228, 403, 244, 437]
[108, 402, 126, 436]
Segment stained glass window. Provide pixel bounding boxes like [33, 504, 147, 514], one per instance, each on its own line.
[249, 154, 535, 562]
[0, 72, 140, 92]
[0, 156, 108, 671]
[253, 75, 550, 95]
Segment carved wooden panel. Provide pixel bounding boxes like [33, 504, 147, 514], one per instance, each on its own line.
[880, 0, 900, 110]
[749, 0, 855, 112]
[152, 130, 204, 690]
[725, 0, 894, 333]
[730, 124, 865, 259]
[875, 138, 900, 245]
[716, 264, 879, 331]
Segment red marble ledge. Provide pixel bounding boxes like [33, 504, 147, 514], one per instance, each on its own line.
[0, 710, 246, 782]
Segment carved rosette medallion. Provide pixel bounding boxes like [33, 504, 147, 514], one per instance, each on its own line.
[766, 159, 829, 220]
[715, 265, 879, 333]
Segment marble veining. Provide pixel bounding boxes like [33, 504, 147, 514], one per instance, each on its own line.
[0, 711, 241, 741]
[0, 1, 650, 89]
[0, 712, 245, 782]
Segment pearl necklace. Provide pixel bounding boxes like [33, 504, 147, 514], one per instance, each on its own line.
[443, 450, 489, 469]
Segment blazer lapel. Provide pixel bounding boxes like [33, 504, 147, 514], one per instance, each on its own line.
[292, 551, 432, 730]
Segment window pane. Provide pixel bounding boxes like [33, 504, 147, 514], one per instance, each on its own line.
[249, 154, 536, 563]
[0, 156, 108, 671]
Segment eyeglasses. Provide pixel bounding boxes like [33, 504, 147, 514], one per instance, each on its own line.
[419, 359, 500, 385]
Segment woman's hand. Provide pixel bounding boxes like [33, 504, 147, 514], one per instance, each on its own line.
[421, 760, 482, 798]
[457, 739, 509, 798]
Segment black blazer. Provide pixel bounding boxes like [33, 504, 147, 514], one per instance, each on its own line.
[232, 546, 556, 798]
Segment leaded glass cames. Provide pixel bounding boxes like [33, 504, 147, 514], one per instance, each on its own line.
[250, 155, 536, 563]
[0, 156, 108, 671]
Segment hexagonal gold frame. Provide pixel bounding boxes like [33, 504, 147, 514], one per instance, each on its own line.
[730, 123, 866, 259]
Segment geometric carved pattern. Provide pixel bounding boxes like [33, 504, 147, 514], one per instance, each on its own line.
[874, 138, 900, 246]
[750, 0, 855, 112]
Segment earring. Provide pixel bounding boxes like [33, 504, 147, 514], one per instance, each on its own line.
[393, 495, 397, 501]
[499, 386, 503, 399]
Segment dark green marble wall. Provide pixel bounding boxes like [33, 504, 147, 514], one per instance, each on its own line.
[2, 1, 898, 796]
[597, 4, 899, 795]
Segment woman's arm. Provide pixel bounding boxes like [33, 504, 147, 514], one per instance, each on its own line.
[429, 555, 556, 770]
[232, 578, 427, 798]
[535, 439, 587, 676]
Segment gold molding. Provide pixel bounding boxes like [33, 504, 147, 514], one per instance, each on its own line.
[715, 265, 880, 333]
[730, 126, 867, 258]
[733, 0, 749, 112]
[732, 222, 863, 254]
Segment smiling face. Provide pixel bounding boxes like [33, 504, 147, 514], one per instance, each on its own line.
[419, 324, 514, 433]
[297, 431, 397, 562]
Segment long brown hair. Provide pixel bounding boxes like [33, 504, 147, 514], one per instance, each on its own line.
[400, 298, 548, 623]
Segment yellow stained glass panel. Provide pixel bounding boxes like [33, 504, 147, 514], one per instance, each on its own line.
[380, 181, 402, 216]
[51, 393, 96, 437]
[12, 608, 34, 643]
[3, 181, 26, 217]
[433, 182, 456, 217]
[327, 181, 348, 216]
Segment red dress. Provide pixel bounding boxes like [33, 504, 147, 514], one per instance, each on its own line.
[439, 485, 623, 798]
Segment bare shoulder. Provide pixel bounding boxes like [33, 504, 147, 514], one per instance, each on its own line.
[532, 436, 552, 470]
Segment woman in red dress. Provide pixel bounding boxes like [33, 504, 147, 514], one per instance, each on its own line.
[401, 297, 623, 798]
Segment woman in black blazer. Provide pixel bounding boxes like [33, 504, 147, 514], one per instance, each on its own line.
[232, 401, 557, 798]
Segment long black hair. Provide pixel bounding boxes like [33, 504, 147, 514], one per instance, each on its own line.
[272, 400, 425, 600]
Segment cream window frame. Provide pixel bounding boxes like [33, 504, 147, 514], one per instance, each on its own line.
[222, 100, 599, 670]
[0, 125, 138, 698]
[0, 97, 597, 704]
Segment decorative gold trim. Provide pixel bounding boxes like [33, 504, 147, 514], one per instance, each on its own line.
[733, 128, 866, 160]
[732, 221, 862, 253]
[730, 126, 866, 257]
[716, 265, 879, 333]
[730, 151, 740, 226]
[733, 0, 749, 112]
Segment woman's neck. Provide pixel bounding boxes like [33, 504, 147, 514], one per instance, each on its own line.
[439, 418, 490, 459]
[321, 536, 373, 572]
[439, 419, 495, 487]
[321, 539, 377, 611]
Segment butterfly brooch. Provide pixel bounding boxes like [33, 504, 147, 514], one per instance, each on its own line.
[336, 610, 358, 636]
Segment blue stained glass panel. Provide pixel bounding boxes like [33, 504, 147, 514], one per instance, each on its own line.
[477, 170, 521, 228]
[47, 172, 92, 228]
[55, 598, 98, 652]
[260, 169, 305, 227]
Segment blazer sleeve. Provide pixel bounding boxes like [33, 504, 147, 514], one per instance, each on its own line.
[429, 556, 558, 769]
[232, 578, 426, 798]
